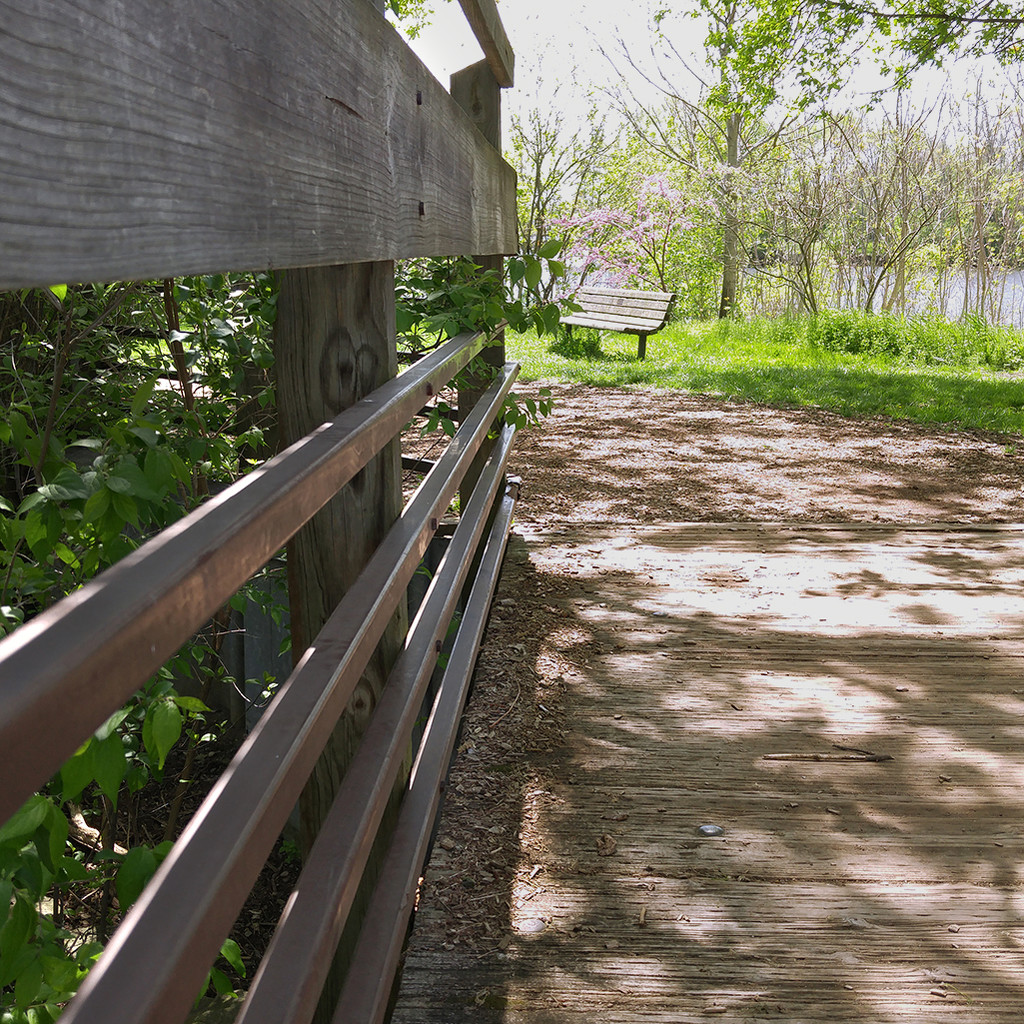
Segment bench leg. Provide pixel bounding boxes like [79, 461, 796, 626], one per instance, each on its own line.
[637, 333, 647, 360]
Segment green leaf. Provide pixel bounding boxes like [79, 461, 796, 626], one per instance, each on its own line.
[88, 731, 126, 802]
[0, 878, 11, 931]
[82, 487, 111, 524]
[40, 955, 78, 998]
[506, 258, 525, 285]
[127, 425, 160, 447]
[538, 239, 562, 259]
[48, 283, 68, 302]
[60, 749, 95, 802]
[143, 448, 177, 493]
[110, 491, 139, 526]
[219, 938, 246, 977]
[209, 968, 234, 996]
[395, 308, 418, 334]
[116, 846, 158, 910]
[0, 795, 51, 845]
[17, 492, 45, 516]
[524, 258, 542, 291]
[41, 503, 63, 554]
[171, 695, 211, 715]
[0, 944, 36, 994]
[14, 953, 43, 1008]
[38, 483, 83, 503]
[541, 303, 562, 336]
[108, 458, 160, 501]
[130, 377, 159, 418]
[43, 802, 68, 873]
[52, 542, 80, 568]
[0, 896, 36, 985]
[104, 474, 134, 494]
[94, 707, 131, 742]
[143, 700, 182, 770]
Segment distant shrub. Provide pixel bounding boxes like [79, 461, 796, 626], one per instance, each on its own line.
[809, 310, 1024, 370]
[809, 310, 905, 357]
[736, 315, 807, 348]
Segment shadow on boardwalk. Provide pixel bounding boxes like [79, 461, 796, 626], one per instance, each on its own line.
[393, 386, 1024, 1022]
[393, 522, 1024, 1022]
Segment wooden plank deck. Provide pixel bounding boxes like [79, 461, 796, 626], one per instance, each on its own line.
[391, 523, 1024, 1022]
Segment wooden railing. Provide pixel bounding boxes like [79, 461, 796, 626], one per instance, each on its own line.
[0, 1, 518, 1021]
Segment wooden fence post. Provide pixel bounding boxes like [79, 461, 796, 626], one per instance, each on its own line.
[451, 59, 506, 505]
[274, 259, 407, 1019]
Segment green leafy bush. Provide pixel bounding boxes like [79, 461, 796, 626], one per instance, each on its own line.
[395, 251, 567, 436]
[0, 276, 275, 1015]
[809, 309, 1024, 370]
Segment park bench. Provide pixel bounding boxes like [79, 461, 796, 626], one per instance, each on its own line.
[561, 285, 675, 359]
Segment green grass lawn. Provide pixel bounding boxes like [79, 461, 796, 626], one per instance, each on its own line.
[508, 317, 1024, 438]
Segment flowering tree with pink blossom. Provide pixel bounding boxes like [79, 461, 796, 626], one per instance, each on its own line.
[557, 166, 721, 316]
[560, 173, 692, 293]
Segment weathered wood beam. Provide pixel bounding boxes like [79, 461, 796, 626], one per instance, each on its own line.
[455, 0, 515, 88]
[0, 0, 516, 289]
[452, 60, 506, 505]
[275, 259, 407, 1023]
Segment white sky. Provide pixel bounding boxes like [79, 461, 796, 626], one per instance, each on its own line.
[404, 0, 663, 127]
[401, 1, 1015, 142]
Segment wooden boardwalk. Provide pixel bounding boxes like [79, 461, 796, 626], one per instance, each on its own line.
[392, 523, 1024, 1022]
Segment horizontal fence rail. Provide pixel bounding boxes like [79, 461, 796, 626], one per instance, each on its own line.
[0, 328, 492, 825]
[60, 362, 520, 1024]
[238, 425, 518, 1024]
[336, 476, 520, 1024]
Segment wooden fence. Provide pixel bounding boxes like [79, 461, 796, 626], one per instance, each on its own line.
[0, 1, 518, 1021]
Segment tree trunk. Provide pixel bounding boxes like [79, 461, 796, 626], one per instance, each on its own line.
[719, 112, 743, 319]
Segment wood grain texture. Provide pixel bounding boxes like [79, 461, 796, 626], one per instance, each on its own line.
[392, 523, 1024, 1022]
[455, 0, 515, 87]
[0, 0, 516, 288]
[274, 262, 407, 1021]
[451, 60, 505, 504]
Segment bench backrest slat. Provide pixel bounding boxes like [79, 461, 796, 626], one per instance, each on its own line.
[565, 311, 668, 330]
[577, 286, 674, 303]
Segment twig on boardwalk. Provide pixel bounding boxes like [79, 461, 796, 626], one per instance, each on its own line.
[489, 681, 522, 731]
[763, 743, 893, 763]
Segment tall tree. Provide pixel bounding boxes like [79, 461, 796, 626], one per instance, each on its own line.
[798, 0, 1024, 86]
[605, 1, 831, 316]
[509, 105, 613, 300]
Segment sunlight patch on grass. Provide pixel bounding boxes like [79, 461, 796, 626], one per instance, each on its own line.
[508, 318, 1024, 437]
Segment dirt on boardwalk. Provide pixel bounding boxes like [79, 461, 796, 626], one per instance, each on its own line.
[509, 383, 1024, 526]
[401, 383, 1024, 961]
